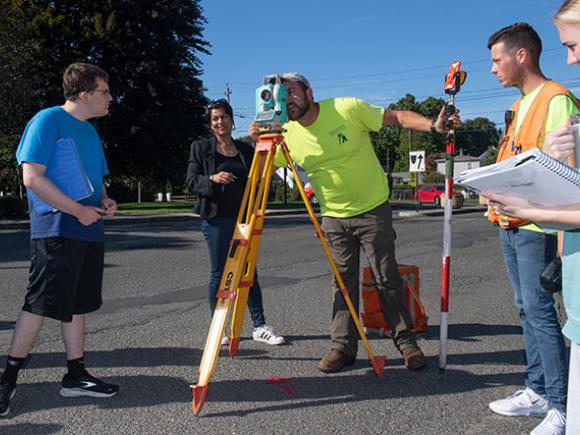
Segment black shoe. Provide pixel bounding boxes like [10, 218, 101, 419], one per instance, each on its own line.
[60, 372, 118, 398]
[0, 380, 16, 417]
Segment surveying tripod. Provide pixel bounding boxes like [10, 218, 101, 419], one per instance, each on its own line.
[191, 132, 385, 415]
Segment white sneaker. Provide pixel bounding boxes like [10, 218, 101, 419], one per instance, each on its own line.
[488, 388, 549, 417]
[252, 325, 285, 345]
[530, 409, 566, 435]
[221, 335, 229, 346]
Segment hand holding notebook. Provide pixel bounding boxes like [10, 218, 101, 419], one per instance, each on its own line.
[456, 149, 580, 207]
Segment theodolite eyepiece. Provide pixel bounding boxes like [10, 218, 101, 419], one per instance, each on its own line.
[254, 74, 288, 128]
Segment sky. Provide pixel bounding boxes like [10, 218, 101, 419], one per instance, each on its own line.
[198, 0, 579, 138]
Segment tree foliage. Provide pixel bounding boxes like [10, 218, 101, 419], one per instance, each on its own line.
[370, 94, 500, 172]
[371, 94, 447, 172]
[455, 117, 501, 157]
[0, 0, 210, 194]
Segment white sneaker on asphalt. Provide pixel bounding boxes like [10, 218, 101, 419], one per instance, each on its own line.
[221, 336, 230, 346]
[530, 409, 566, 435]
[252, 325, 285, 345]
[488, 388, 549, 417]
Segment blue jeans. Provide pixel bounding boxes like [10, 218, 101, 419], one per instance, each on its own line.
[201, 217, 265, 328]
[499, 228, 568, 412]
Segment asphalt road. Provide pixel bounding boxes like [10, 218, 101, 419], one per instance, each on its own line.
[0, 213, 568, 434]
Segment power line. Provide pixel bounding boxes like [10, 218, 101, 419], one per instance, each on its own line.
[204, 47, 564, 90]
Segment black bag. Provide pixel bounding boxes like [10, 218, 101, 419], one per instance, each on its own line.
[540, 257, 562, 293]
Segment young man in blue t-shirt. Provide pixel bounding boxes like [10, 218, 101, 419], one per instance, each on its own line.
[0, 63, 118, 417]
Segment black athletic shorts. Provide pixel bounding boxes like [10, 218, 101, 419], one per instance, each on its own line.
[22, 237, 105, 322]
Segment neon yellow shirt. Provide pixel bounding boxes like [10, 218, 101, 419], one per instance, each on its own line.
[515, 83, 579, 146]
[516, 82, 579, 233]
[277, 97, 387, 217]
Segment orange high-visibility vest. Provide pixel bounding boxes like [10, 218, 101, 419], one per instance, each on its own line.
[488, 81, 578, 228]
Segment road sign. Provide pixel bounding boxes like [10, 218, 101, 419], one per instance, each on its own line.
[409, 151, 426, 172]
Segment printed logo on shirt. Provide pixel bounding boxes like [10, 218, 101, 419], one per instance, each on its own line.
[328, 125, 348, 145]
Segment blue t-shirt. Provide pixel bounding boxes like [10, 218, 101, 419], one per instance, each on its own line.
[16, 106, 109, 241]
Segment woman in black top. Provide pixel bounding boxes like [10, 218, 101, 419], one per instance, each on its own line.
[186, 99, 284, 345]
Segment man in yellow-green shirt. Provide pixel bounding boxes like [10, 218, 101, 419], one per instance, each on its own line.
[251, 72, 459, 373]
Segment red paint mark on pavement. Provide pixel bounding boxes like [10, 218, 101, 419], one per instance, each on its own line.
[265, 375, 295, 396]
[266, 375, 291, 385]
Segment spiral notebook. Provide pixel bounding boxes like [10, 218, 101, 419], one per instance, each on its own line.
[28, 138, 94, 214]
[456, 149, 580, 207]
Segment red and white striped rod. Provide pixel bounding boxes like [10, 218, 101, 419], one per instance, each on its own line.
[438, 60, 466, 373]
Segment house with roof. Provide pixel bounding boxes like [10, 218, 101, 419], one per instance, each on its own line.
[434, 150, 484, 177]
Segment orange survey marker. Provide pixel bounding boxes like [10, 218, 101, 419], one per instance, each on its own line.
[361, 264, 428, 336]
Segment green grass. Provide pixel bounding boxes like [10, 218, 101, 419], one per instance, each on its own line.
[116, 200, 312, 215]
[116, 201, 193, 215]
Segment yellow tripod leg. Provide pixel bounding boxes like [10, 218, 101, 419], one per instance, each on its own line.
[229, 144, 276, 356]
[228, 209, 265, 356]
[192, 140, 277, 415]
[191, 222, 254, 415]
[279, 143, 385, 379]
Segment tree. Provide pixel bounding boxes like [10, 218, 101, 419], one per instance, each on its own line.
[370, 94, 446, 172]
[455, 117, 501, 157]
[369, 94, 501, 173]
[0, 3, 40, 194]
[0, 1, 210, 196]
[481, 146, 498, 166]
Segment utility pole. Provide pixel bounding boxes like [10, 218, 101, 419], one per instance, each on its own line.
[225, 83, 232, 103]
[409, 130, 419, 209]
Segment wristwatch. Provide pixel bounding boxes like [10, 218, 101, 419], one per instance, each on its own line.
[209, 174, 214, 182]
[430, 120, 438, 135]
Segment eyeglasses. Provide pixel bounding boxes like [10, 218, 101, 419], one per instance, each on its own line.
[93, 89, 112, 97]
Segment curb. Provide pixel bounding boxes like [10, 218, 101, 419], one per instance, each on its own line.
[0, 206, 486, 231]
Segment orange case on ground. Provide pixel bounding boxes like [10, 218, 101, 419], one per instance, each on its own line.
[361, 264, 428, 335]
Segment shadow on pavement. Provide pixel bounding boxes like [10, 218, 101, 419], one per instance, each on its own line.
[242, 348, 526, 368]
[0, 346, 525, 418]
[0, 230, 202, 264]
[202, 366, 525, 418]
[281, 323, 523, 346]
[1, 347, 267, 370]
[98, 275, 299, 315]
[422, 323, 522, 341]
[0, 423, 63, 434]
[4, 364, 524, 418]
[0, 321, 16, 331]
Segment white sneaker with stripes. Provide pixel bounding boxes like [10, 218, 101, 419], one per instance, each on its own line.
[488, 387, 549, 417]
[252, 325, 285, 345]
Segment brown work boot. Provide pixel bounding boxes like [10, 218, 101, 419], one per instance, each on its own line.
[400, 344, 427, 370]
[318, 349, 356, 373]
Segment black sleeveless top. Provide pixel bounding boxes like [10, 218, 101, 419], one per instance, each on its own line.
[213, 152, 248, 218]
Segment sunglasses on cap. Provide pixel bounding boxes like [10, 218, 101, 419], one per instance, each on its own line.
[206, 99, 233, 118]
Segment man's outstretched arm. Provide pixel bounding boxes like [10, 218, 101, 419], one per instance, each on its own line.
[383, 106, 460, 133]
